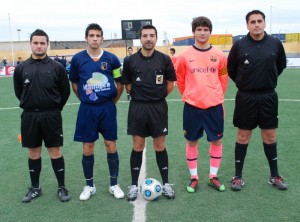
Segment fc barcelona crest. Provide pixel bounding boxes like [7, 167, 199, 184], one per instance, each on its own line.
[210, 55, 217, 62]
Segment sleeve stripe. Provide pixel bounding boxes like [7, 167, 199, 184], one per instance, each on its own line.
[219, 67, 228, 76]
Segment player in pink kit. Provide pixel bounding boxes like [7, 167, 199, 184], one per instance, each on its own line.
[175, 16, 228, 192]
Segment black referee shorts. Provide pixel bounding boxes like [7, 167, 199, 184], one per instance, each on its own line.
[127, 100, 168, 138]
[21, 109, 63, 148]
[233, 90, 278, 130]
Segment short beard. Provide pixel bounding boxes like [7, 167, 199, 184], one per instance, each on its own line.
[142, 44, 154, 51]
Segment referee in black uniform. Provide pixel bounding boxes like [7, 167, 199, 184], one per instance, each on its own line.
[13, 29, 71, 202]
[122, 24, 176, 201]
[227, 10, 288, 191]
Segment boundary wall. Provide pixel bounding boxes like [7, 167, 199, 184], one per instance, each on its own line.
[1, 42, 300, 65]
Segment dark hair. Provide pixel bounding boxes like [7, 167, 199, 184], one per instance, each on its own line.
[30, 29, 49, 43]
[85, 23, 103, 38]
[128, 46, 133, 50]
[139, 24, 157, 38]
[170, 48, 175, 53]
[192, 16, 212, 33]
[246, 10, 265, 23]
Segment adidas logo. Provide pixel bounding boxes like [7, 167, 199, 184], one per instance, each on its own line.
[31, 191, 39, 198]
[163, 128, 167, 132]
[244, 60, 250, 64]
[162, 167, 168, 170]
[136, 77, 141, 81]
[24, 79, 30, 83]
[132, 167, 140, 170]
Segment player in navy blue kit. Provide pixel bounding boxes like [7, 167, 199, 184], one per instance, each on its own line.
[122, 24, 176, 201]
[228, 10, 288, 191]
[69, 23, 125, 200]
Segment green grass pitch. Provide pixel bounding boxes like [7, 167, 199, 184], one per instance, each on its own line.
[0, 69, 299, 221]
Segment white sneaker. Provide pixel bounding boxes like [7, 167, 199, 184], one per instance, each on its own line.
[109, 184, 124, 199]
[79, 185, 96, 201]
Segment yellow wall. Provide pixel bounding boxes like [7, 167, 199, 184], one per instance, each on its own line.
[1, 43, 300, 64]
[286, 33, 299, 43]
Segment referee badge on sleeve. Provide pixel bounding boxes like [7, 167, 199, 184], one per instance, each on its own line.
[156, 75, 163, 84]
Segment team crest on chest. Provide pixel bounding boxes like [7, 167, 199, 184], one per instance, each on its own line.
[156, 75, 163, 84]
[210, 55, 217, 62]
[101, 62, 108, 70]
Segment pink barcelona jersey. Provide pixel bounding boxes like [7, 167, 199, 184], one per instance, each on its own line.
[175, 45, 228, 109]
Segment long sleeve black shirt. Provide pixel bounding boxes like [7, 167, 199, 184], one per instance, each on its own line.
[13, 56, 70, 111]
[227, 32, 286, 91]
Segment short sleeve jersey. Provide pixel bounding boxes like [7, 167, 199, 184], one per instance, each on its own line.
[69, 50, 122, 104]
[122, 50, 176, 102]
[176, 45, 228, 109]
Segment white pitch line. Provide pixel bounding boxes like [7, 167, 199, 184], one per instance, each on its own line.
[278, 99, 300, 102]
[132, 145, 148, 222]
[1, 98, 300, 111]
[0, 106, 20, 110]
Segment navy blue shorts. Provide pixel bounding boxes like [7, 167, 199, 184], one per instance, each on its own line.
[74, 101, 117, 142]
[127, 100, 168, 138]
[21, 109, 63, 148]
[183, 103, 224, 142]
[233, 90, 278, 130]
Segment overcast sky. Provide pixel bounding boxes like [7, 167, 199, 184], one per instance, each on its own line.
[1, 0, 299, 46]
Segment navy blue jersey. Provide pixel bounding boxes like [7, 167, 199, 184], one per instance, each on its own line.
[69, 50, 122, 103]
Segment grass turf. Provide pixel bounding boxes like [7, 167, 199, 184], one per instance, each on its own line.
[0, 68, 300, 221]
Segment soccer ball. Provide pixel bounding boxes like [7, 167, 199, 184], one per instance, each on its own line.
[140, 178, 162, 201]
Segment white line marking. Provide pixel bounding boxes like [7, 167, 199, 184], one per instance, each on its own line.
[0, 107, 20, 110]
[132, 145, 148, 222]
[1, 98, 300, 111]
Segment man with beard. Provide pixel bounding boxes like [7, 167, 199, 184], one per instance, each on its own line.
[122, 24, 176, 201]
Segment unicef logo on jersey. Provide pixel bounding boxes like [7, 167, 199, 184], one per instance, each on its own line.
[83, 72, 111, 101]
[210, 67, 216, 73]
[192, 67, 216, 74]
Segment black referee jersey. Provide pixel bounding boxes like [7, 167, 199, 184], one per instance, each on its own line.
[122, 49, 176, 101]
[227, 32, 286, 91]
[13, 56, 70, 111]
